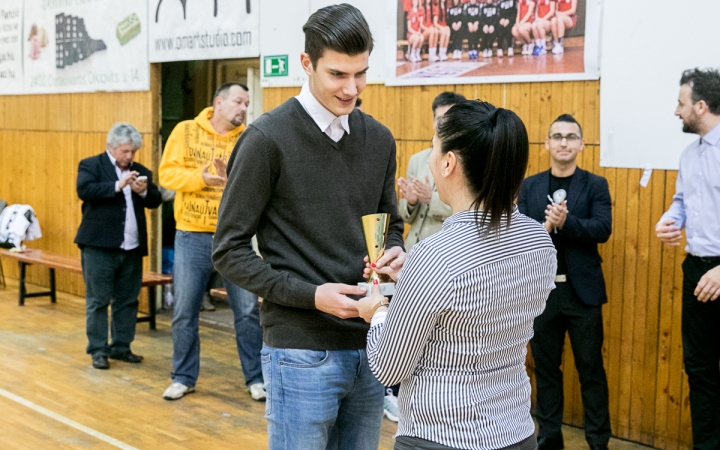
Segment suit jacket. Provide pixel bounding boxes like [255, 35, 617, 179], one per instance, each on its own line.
[398, 148, 452, 251]
[517, 167, 612, 306]
[74, 152, 162, 256]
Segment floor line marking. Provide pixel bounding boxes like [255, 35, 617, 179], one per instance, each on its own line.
[0, 387, 139, 450]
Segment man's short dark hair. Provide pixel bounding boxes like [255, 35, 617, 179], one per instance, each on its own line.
[432, 92, 467, 114]
[303, 4, 374, 68]
[214, 82, 249, 101]
[680, 68, 720, 115]
[549, 114, 583, 137]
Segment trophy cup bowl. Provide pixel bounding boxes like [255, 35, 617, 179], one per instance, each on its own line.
[357, 213, 396, 296]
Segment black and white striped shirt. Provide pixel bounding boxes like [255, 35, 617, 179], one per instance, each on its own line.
[367, 208, 556, 450]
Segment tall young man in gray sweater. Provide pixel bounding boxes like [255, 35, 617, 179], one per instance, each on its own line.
[213, 4, 406, 449]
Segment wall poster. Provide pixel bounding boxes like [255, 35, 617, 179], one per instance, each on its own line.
[386, 0, 601, 86]
[21, 0, 149, 94]
[149, 0, 259, 62]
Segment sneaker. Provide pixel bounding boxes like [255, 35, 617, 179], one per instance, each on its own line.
[521, 43, 530, 55]
[553, 43, 564, 54]
[428, 54, 439, 63]
[163, 382, 195, 401]
[249, 382, 266, 402]
[497, 49, 503, 58]
[454, 50, 462, 60]
[200, 293, 215, 311]
[383, 392, 399, 422]
[439, 51, 448, 61]
[508, 47, 514, 57]
[533, 45, 547, 55]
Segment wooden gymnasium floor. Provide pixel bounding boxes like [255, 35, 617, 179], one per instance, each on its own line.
[395, 37, 585, 78]
[0, 279, 651, 450]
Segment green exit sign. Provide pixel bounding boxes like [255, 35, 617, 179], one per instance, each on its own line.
[264, 55, 288, 77]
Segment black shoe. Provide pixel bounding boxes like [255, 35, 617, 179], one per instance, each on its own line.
[109, 351, 144, 363]
[92, 354, 109, 370]
[538, 436, 564, 450]
[590, 446, 608, 450]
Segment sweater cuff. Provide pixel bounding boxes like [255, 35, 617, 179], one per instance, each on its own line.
[293, 280, 319, 310]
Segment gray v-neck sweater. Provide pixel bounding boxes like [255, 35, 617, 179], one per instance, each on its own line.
[213, 98, 404, 350]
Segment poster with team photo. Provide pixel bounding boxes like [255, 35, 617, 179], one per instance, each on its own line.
[386, 0, 600, 86]
[21, 0, 149, 94]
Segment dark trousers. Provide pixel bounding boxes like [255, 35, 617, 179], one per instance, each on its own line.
[81, 246, 142, 357]
[481, 27, 498, 51]
[395, 434, 537, 450]
[466, 29, 480, 50]
[530, 281, 611, 447]
[681, 255, 720, 450]
[448, 26, 463, 51]
[498, 21, 513, 49]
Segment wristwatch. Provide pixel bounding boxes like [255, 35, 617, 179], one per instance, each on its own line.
[370, 296, 390, 315]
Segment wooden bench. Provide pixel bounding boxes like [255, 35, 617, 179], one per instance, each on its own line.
[209, 288, 263, 303]
[0, 248, 172, 330]
[209, 287, 228, 300]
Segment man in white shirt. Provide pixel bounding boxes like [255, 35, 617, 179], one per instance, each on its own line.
[75, 123, 162, 370]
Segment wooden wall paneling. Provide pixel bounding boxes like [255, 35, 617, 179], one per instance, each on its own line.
[628, 169, 657, 442]
[583, 81, 600, 145]
[615, 169, 641, 438]
[360, 84, 388, 127]
[605, 166, 629, 436]
[653, 171, 678, 449]
[506, 83, 532, 135]
[637, 171, 666, 442]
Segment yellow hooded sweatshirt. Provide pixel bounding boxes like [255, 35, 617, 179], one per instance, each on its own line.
[159, 107, 245, 233]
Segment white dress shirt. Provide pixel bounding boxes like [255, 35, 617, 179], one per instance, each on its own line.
[106, 151, 144, 250]
[660, 122, 720, 257]
[295, 82, 350, 142]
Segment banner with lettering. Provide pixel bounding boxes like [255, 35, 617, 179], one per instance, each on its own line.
[0, 1, 23, 94]
[149, 0, 259, 62]
[18, 0, 149, 93]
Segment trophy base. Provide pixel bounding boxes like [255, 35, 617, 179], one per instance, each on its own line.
[358, 282, 396, 297]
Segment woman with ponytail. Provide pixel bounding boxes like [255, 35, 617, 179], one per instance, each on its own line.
[359, 101, 556, 450]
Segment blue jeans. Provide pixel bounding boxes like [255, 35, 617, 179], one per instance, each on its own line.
[171, 230, 263, 387]
[261, 345, 384, 450]
[81, 246, 142, 357]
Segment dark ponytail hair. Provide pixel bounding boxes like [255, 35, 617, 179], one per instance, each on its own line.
[436, 100, 529, 232]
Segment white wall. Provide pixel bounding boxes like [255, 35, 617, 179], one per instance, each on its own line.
[600, 0, 720, 170]
[259, 0, 386, 87]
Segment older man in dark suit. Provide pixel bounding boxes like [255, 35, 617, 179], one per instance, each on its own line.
[75, 123, 162, 370]
[517, 114, 612, 450]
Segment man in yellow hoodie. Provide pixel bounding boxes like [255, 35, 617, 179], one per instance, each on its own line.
[158, 83, 264, 401]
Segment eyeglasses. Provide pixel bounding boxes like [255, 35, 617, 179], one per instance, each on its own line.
[549, 134, 581, 142]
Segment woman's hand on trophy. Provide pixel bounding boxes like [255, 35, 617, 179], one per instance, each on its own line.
[363, 246, 406, 281]
[357, 283, 388, 323]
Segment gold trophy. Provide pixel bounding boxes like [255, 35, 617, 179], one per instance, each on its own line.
[358, 213, 396, 296]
